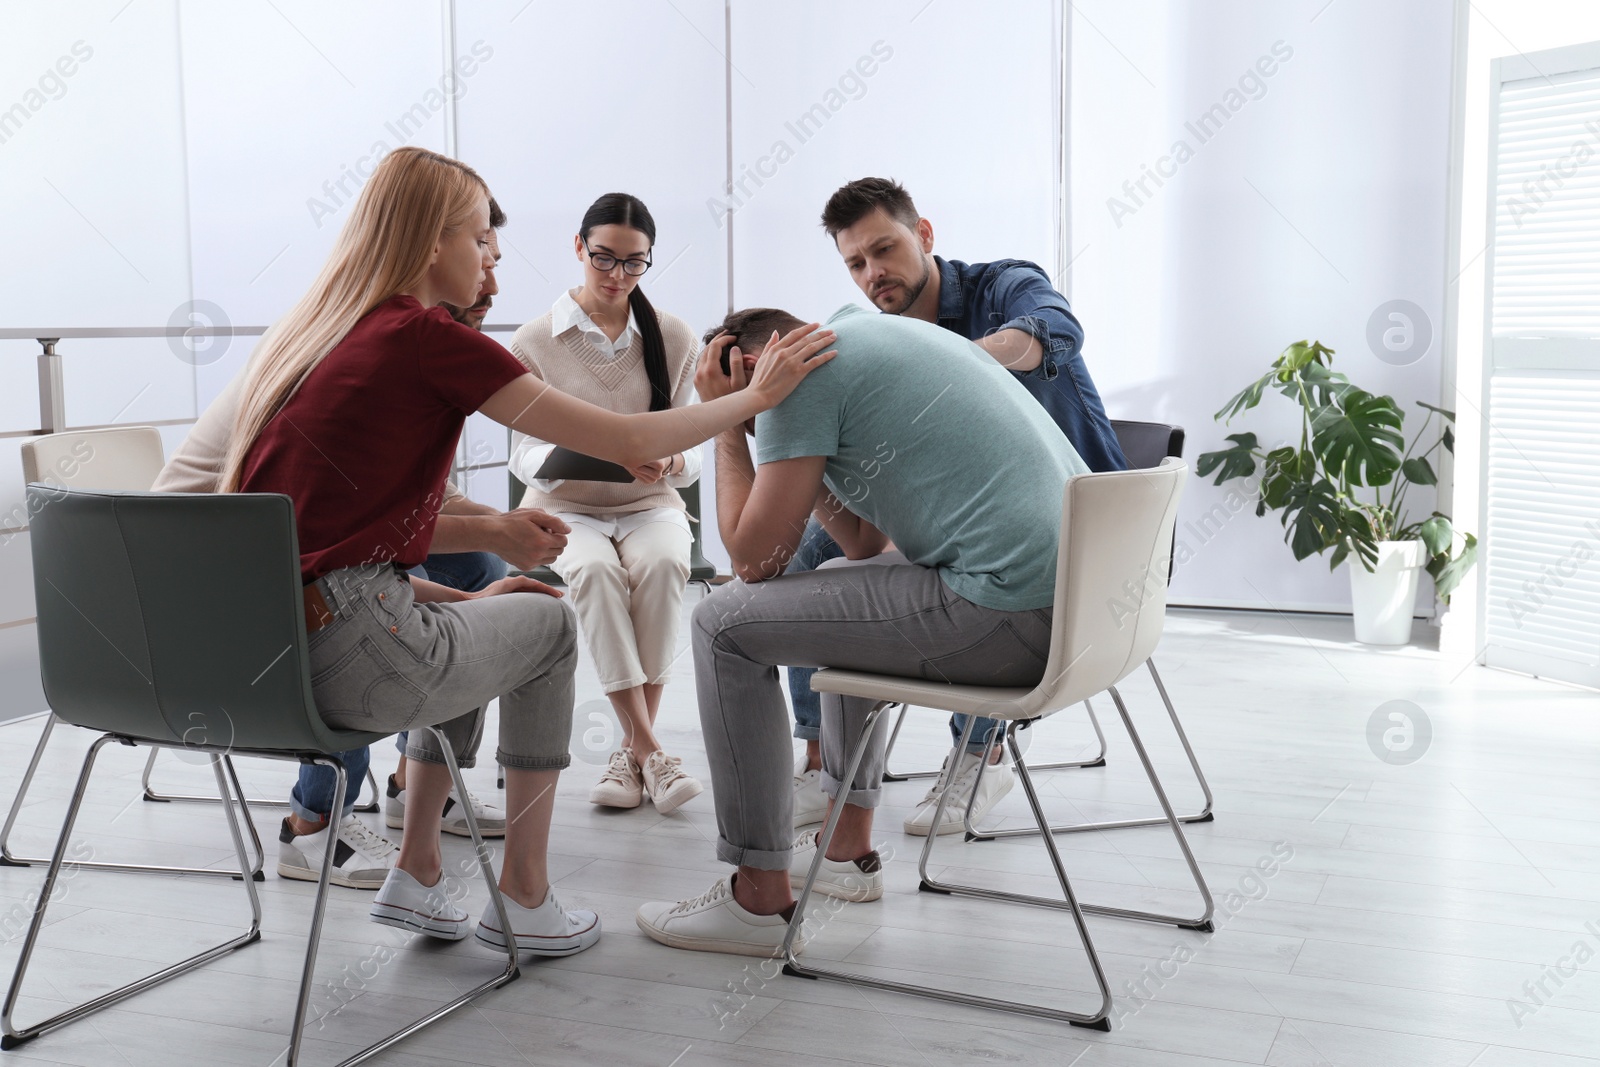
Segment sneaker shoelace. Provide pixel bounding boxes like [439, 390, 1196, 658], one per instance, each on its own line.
[649, 752, 689, 788]
[339, 817, 398, 859]
[597, 749, 635, 785]
[916, 753, 986, 810]
[671, 878, 731, 915]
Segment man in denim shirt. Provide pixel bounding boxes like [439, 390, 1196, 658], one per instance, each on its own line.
[786, 177, 1126, 837]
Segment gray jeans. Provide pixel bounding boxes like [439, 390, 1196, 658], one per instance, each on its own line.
[692, 562, 1052, 870]
[308, 565, 577, 771]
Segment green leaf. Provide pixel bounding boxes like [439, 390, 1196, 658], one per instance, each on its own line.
[1298, 361, 1355, 406]
[1329, 541, 1350, 572]
[1417, 514, 1452, 556]
[1401, 457, 1437, 487]
[1427, 531, 1479, 604]
[1275, 340, 1334, 380]
[1196, 433, 1259, 485]
[1416, 401, 1456, 422]
[1442, 424, 1454, 454]
[1214, 371, 1275, 423]
[1278, 478, 1349, 561]
[1310, 388, 1405, 487]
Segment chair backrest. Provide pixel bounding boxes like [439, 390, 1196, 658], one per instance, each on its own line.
[21, 426, 165, 490]
[1111, 419, 1184, 470]
[27, 486, 386, 755]
[1023, 458, 1187, 716]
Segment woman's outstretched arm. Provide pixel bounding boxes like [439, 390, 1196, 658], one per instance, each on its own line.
[478, 323, 835, 468]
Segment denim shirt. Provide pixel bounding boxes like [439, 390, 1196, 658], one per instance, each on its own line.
[934, 256, 1127, 473]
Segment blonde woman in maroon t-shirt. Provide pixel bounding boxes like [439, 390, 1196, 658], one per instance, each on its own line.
[227, 146, 835, 955]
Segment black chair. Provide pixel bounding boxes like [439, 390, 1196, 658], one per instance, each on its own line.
[2, 486, 519, 1065]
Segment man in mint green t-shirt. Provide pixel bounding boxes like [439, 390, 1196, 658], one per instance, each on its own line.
[635, 305, 1088, 959]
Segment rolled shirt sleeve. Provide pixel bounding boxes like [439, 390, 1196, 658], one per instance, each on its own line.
[989, 264, 1086, 382]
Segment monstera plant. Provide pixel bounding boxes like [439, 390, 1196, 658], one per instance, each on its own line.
[1196, 340, 1478, 608]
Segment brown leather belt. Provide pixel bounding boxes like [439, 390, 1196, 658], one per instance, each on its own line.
[303, 583, 335, 633]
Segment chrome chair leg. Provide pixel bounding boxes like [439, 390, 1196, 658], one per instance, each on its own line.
[783, 708, 1114, 1029]
[0, 727, 264, 879]
[316, 728, 520, 1067]
[1, 736, 264, 1051]
[0, 713, 60, 867]
[883, 699, 1108, 783]
[285, 755, 347, 1067]
[924, 693, 1214, 931]
[962, 658, 1213, 840]
[142, 747, 382, 814]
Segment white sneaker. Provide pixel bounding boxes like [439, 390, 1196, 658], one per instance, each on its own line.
[385, 775, 507, 837]
[589, 749, 644, 809]
[636, 876, 805, 957]
[788, 831, 883, 902]
[902, 748, 1015, 837]
[791, 751, 828, 828]
[276, 815, 398, 889]
[369, 867, 469, 940]
[476, 889, 602, 956]
[641, 750, 703, 816]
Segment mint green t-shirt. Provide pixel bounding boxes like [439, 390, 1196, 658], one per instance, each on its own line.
[755, 304, 1088, 611]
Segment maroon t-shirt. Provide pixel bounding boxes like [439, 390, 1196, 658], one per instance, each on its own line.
[237, 295, 527, 582]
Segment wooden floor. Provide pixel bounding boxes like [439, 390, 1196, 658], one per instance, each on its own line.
[1, 603, 1596, 1066]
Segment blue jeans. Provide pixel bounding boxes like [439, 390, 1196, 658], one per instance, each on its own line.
[784, 521, 1002, 752]
[289, 550, 508, 821]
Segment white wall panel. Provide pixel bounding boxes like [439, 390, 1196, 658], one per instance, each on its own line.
[0, 2, 190, 330]
[455, 0, 728, 563]
[178, 0, 450, 335]
[0, 342, 43, 434]
[1073, 0, 1455, 612]
[728, 0, 1056, 318]
[453, 1, 728, 334]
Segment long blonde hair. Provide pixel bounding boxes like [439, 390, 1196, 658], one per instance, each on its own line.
[220, 146, 490, 491]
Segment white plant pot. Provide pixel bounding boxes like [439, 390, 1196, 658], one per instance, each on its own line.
[1348, 539, 1426, 645]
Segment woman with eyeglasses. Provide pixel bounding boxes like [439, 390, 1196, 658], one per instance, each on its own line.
[509, 193, 705, 816]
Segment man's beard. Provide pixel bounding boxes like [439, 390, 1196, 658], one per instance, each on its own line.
[875, 255, 932, 316]
[446, 295, 491, 330]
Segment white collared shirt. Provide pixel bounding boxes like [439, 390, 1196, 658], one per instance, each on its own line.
[551, 288, 638, 360]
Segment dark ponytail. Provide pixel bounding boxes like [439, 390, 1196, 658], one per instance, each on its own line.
[579, 193, 672, 412]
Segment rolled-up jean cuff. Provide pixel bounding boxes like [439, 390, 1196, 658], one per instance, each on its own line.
[716, 839, 792, 870]
[793, 724, 821, 742]
[402, 739, 478, 770]
[819, 772, 882, 810]
[289, 796, 356, 822]
[497, 751, 571, 772]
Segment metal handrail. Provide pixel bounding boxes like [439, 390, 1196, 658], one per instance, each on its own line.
[1, 323, 524, 438]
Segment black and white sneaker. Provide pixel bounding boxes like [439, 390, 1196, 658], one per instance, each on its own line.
[385, 774, 507, 838]
[276, 815, 398, 890]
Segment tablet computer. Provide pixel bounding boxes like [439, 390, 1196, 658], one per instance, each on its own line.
[534, 446, 634, 483]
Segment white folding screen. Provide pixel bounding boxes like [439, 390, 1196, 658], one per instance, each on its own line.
[1478, 46, 1600, 688]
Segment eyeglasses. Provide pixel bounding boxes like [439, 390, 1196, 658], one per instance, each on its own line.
[584, 240, 651, 276]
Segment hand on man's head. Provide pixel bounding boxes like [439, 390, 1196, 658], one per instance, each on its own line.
[696, 332, 751, 402]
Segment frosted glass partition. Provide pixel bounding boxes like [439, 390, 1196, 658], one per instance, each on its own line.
[454, 0, 729, 545]
[727, 0, 1057, 317]
[179, 0, 451, 411]
[0, 1, 191, 329]
[453, 1, 729, 334]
